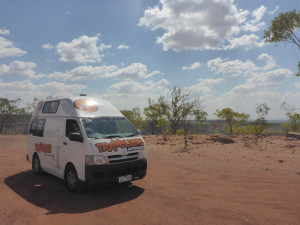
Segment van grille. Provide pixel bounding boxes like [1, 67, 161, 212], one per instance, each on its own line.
[108, 153, 138, 164]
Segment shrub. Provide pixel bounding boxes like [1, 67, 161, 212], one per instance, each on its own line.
[176, 129, 184, 135]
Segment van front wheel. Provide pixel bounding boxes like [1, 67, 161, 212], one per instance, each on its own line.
[65, 165, 83, 192]
[32, 154, 42, 175]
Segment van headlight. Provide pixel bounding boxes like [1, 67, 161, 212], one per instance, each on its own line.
[85, 155, 107, 165]
[138, 150, 146, 159]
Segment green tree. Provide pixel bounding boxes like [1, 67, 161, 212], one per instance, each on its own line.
[250, 103, 271, 136]
[120, 107, 145, 131]
[280, 102, 300, 132]
[264, 10, 300, 76]
[214, 108, 250, 134]
[194, 109, 208, 133]
[0, 98, 24, 134]
[143, 98, 164, 134]
[156, 118, 170, 141]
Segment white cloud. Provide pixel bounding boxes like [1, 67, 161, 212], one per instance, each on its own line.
[117, 45, 130, 50]
[39, 81, 86, 92]
[49, 65, 118, 81]
[209, 66, 292, 119]
[294, 82, 300, 89]
[241, 22, 265, 33]
[234, 68, 292, 91]
[56, 35, 107, 64]
[269, 6, 279, 15]
[138, 0, 250, 51]
[241, 5, 266, 32]
[41, 43, 54, 50]
[99, 43, 112, 51]
[0, 36, 27, 58]
[108, 63, 161, 80]
[0, 28, 10, 35]
[189, 78, 225, 96]
[225, 34, 265, 50]
[208, 56, 292, 88]
[109, 79, 169, 95]
[204, 54, 294, 119]
[257, 53, 276, 70]
[100, 79, 170, 110]
[0, 80, 87, 104]
[252, 5, 266, 23]
[182, 62, 201, 71]
[207, 57, 259, 76]
[0, 80, 36, 90]
[49, 63, 162, 81]
[0, 61, 43, 79]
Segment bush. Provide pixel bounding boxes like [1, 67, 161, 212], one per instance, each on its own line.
[247, 125, 269, 136]
[176, 129, 184, 135]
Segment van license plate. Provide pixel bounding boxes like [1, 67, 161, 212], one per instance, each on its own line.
[118, 174, 132, 183]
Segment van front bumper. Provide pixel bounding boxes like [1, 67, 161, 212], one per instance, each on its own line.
[85, 158, 147, 186]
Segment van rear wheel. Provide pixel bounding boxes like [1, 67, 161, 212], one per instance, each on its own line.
[32, 154, 42, 175]
[65, 165, 84, 192]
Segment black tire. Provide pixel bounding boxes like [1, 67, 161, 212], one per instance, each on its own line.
[65, 165, 84, 192]
[32, 154, 43, 175]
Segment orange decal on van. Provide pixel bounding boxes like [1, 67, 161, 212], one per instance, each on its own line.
[74, 99, 98, 112]
[35, 142, 52, 153]
[95, 138, 144, 153]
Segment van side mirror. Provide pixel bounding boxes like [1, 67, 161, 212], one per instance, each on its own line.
[69, 133, 83, 143]
[137, 129, 141, 135]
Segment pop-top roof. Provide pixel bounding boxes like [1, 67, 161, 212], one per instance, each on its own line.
[33, 96, 124, 118]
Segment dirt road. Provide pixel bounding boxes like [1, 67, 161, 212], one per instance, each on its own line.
[0, 135, 300, 225]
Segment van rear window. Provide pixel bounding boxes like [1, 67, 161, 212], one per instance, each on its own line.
[29, 118, 46, 137]
[42, 101, 59, 113]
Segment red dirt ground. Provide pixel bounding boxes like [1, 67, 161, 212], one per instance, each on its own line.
[0, 134, 299, 225]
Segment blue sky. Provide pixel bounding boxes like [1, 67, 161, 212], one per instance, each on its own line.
[0, 0, 299, 119]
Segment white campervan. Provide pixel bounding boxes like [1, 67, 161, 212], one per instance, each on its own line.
[27, 96, 147, 192]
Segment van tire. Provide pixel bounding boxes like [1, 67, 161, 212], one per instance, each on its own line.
[32, 154, 43, 175]
[65, 165, 84, 192]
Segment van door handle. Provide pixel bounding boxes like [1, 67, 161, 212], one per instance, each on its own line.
[63, 142, 67, 146]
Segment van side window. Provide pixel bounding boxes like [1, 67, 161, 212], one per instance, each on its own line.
[29, 118, 46, 137]
[66, 119, 81, 137]
[42, 101, 59, 113]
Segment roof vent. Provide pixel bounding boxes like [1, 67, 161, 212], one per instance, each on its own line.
[80, 94, 87, 96]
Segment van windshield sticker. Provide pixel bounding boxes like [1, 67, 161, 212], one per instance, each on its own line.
[95, 138, 144, 153]
[74, 99, 98, 112]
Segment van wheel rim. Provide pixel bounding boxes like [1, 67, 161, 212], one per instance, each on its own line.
[67, 170, 77, 189]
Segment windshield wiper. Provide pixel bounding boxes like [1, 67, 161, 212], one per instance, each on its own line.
[102, 135, 121, 139]
[125, 133, 139, 137]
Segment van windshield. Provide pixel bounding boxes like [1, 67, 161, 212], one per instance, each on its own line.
[81, 117, 139, 139]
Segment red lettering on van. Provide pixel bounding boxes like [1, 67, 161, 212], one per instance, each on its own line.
[35, 142, 52, 153]
[95, 138, 144, 153]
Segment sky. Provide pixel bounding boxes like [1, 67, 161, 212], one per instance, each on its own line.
[0, 0, 299, 120]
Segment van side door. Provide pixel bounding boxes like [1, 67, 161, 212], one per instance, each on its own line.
[28, 118, 47, 167]
[62, 119, 86, 181]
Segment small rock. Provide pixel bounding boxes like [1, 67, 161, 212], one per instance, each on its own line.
[279, 160, 284, 163]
